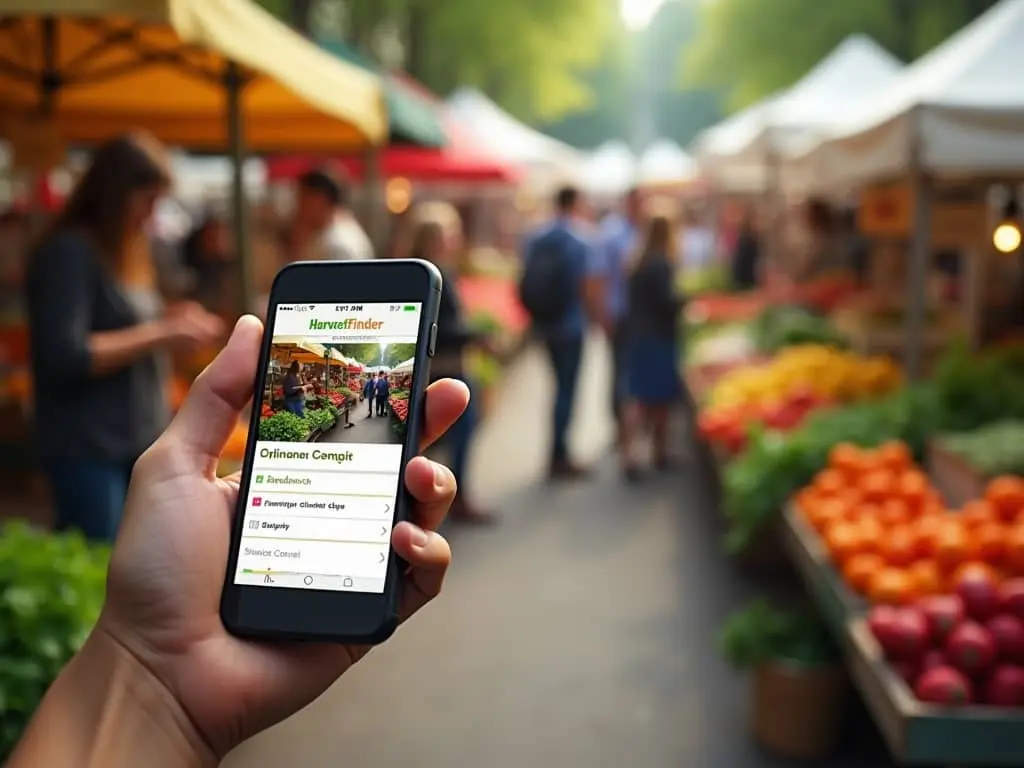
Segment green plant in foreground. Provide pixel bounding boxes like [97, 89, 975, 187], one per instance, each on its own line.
[0, 523, 110, 755]
[719, 599, 839, 671]
[257, 411, 309, 442]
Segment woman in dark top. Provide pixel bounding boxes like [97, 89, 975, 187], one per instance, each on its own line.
[26, 132, 222, 541]
[281, 361, 309, 417]
[182, 213, 234, 316]
[731, 206, 761, 290]
[620, 212, 685, 480]
[410, 213, 496, 524]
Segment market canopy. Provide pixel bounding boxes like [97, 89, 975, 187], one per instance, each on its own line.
[445, 87, 581, 191]
[637, 139, 697, 186]
[272, 338, 344, 364]
[266, 74, 521, 185]
[0, 0, 387, 153]
[391, 357, 414, 374]
[580, 141, 636, 197]
[788, 0, 1024, 190]
[692, 35, 902, 191]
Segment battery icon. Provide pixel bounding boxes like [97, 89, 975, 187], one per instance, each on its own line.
[402, 305, 417, 312]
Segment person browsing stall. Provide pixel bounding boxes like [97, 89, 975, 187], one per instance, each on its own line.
[363, 373, 376, 417]
[25, 132, 223, 542]
[281, 360, 310, 417]
[375, 371, 391, 416]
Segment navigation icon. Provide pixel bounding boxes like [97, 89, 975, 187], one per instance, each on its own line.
[263, 574, 274, 584]
[303, 575, 314, 586]
[342, 576, 354, 588]
[378, 552, 386, 564]
[380, 526, 388, 537]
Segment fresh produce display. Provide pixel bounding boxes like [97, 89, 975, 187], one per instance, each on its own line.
[939, 421, 1024, 479]
[795, 442, 1024, 600]
[389, 392, 409, 423]
[750, 305, 848, 355]
[256, 386, 352, 441]
[699, 346, 901, 458]
[723, 344, 1024, 556]
[867, 577, 1024, 707]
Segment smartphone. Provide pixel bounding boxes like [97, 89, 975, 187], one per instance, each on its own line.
[220, 259, 442, 644]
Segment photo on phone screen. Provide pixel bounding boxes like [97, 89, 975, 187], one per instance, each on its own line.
[233, 301, 422, 594]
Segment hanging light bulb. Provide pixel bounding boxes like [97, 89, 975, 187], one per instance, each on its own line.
[993, 190, 1022, 254]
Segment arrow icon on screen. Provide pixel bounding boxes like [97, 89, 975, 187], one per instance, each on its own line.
[380, 526, 388, 537]
[383, 504, 390, 514]
[379, 552, 386, 563]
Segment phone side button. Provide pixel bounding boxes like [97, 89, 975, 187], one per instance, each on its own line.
[427, 323, 438, 357]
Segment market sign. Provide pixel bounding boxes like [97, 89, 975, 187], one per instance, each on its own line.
[859, 183, 987, 249]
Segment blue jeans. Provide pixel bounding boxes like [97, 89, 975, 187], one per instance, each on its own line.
[543, 335, 584, 463]
[285, 398, 305, 417]
[45, 458, 135, 542]
[444, 376, 477, 486]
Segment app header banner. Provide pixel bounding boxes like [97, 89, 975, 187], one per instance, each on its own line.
[272, 302, 421, 339]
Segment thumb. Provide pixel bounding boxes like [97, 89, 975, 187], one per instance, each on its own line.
[164, 314, 263, 473]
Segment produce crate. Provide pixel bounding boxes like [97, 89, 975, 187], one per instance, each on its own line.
[780, 506, 866, 634]
[847, 617, 1024, 766]
[783, 505, 1024, 765]
[927, 439, 986, 509]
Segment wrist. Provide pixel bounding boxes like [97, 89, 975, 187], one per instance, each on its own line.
[9, 629, 218, 768]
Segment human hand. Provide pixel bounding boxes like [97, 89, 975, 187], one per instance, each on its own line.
[96, 315, 469, 760]
[164, 302, 225, 348]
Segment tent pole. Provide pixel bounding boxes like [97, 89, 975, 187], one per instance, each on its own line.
[905, 109, 932, 381]
[225, 62, 253, 317]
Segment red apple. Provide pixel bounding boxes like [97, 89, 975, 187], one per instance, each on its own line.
[999, 579, 1024, 621]
[986, 614, 1024, 663]
[946, 621, 997, 676]
[919, 594, 965, 644]
[915, 665, 974, 705]
[958, 574, 1001, 622]
[983, 666, 1024, 707]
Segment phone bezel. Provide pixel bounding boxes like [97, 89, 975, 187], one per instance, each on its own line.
[219, 259, 442, 644]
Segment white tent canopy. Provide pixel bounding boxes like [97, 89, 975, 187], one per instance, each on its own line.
[391, 357, 415, 374]
[445, 88, 582, 192]
[637, 139, 698, 185]
[581, 140, 636, 196]
[693, 35, 903, 191]
[788, 0, 1024, 191]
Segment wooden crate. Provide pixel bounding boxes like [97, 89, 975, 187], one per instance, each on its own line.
[927, 439, 986, 509]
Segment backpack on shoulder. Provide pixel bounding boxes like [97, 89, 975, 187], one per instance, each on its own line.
[518, 232, 575, 328]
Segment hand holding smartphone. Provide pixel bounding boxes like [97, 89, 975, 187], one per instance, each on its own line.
[220, 259, 442, 644]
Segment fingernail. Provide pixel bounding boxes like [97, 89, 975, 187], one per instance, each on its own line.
[409, 524, 428, 548]
[433, 463, 449, 492]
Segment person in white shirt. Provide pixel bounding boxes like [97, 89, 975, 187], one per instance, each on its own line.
[679, 208, 715, 272]
[290, 168, 372, 261]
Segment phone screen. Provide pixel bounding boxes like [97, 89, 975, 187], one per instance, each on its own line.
[233, 301, 422, 594]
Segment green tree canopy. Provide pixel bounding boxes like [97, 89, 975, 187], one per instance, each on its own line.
[259, 0, 616, 123]
[332, 343, 381, 366]
[683, 0, 1000, 112]
[383, 343, 417, 368]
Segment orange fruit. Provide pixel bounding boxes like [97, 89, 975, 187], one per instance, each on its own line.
[795, 487, 819, 516]
[1004, 525, 1024, 575]
[959, 499, 996, 530]
[879, 498, 911, 527]
[813, 468, 846, 496]
[859, 470, 896, 503]
[881, 525, 918, 568]
[805, 496, 847, 533]
[907, 559, 942, 596]
[897, 470, 929, 510]
[934, 522, 971, 573]
[911, 515, 943, 560]
[858, 516, 885, 553]
[836, 488, 865, 515]
[975, 521, 1009, 566]
[878, 440, 912, 473]
[829, 442, 864, 478]
[869, 567, 914, 605]
[986, 476, 1024, 522]
[825, 521, 864, 565]
[844, 553, 885, 594]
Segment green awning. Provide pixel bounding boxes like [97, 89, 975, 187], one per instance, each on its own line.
[320, 41, 446, 148]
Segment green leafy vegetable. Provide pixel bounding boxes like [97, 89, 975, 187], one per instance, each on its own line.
[720, 599, 839, 670]
[257, 411, 309, 442]
[941, 421, 1024, 478]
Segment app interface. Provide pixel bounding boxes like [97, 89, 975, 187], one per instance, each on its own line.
[234, 302, 422, 594]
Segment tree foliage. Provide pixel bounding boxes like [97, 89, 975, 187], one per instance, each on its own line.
[257, 0, 616, 123]
[383, 343, 417, 368]
[684, 0, 1001, 112]
[333, 343, 381, 366]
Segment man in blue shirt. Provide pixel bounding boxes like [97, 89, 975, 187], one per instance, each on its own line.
[374, 372, 390, 416]
[362, 374, 376, 417]
[523, 186, 602, 479]
[595, 188, 643, 440]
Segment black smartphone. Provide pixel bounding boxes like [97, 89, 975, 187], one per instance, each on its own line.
[220, 259, 442, 644]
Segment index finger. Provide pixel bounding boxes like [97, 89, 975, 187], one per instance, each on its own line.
[419, 379, 470, 450]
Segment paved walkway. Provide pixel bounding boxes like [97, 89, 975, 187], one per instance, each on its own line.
[224, 334, 891, 768]
[319, 408, 400, 445]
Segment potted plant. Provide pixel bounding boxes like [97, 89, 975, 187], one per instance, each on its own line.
[0, 523, 109, 757]
[720, 600, 847, 760]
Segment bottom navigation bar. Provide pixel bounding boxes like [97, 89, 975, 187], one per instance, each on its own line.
[235, 571, 384, 593]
